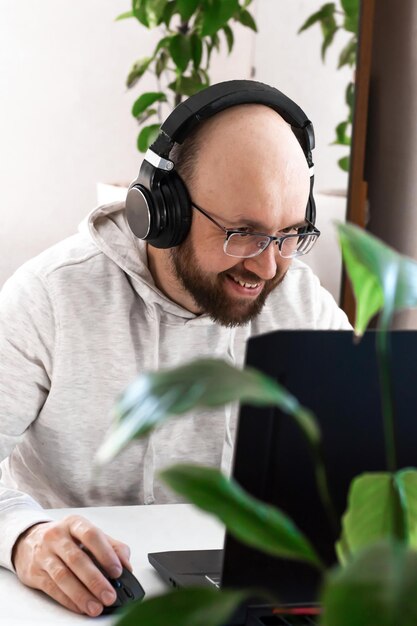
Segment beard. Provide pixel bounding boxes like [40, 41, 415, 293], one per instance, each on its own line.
[170, 237, 286, 327]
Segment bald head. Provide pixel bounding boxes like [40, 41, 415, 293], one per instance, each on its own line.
[172, 104, 310, 232]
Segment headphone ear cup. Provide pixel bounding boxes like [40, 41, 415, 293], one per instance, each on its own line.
[147, 172, 191, 248]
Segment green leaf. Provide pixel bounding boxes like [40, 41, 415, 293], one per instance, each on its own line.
[320, 16, 338, 61]
[338, 155, 350, 172]
[114, 587, 249, 626]
[161, 0, 176, 27]
[336, 470, 417, 564]
[94, 359, 319, 465]
[155, 50, 169, 78]
[333, 121, 351, 146]
[341, 0, 360, 33]
[126, 56, 152, 88]
[132, 0, 150, 27]
[236, 8, 257, 32]
[161, 465, 324, 569]
[322, 541, 417, 626]
[210, 32, 220, 52]
[177, 0, 200, 21]
[169, 34, 192, 72]
[115, 10, 134, 21]
[337, 224, 385, 334]
[336, 222, 417, 334]
[136, 123, 160, 153]
[298, 3, 336, 34]
[168, 73, 207, 96]
[190, 33, 203, 68]
[222, 25, 234, 53]
[135, 107, 158, 125]
[131, 92, 167, 118]
[201, 0, 240, 37]
[145, 0, 169, 27]
[346, 81, 355, 110]
[338, 37, 357, 68]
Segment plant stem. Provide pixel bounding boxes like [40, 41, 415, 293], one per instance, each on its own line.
[376, 312, 397, 472]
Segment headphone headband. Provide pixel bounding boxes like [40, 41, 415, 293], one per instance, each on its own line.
[151, 80, 315, 162]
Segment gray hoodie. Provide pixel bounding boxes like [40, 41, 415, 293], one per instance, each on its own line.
[0, 202, 350, 570]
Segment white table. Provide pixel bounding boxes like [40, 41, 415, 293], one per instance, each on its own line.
[0, 504, 224, 625]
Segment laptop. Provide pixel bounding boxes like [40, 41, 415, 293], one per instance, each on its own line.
[149, 330, 417, 623]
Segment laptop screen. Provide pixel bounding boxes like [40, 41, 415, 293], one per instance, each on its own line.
[221, 330, 417, 603]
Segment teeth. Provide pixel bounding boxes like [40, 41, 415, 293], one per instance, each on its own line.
[232, 276, 259, 289]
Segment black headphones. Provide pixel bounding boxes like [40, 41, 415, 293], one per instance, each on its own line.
[125, 79, 316, 249]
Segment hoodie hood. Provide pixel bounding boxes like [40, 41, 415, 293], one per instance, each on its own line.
[80, 201, 215, 325]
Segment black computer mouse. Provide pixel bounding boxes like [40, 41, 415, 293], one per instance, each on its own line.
[100, 565, 145, 615]
[83, 550, 145, 615]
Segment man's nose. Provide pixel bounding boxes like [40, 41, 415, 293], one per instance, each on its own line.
[242, 242, 278, 281]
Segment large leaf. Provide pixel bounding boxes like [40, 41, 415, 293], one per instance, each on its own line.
[95, 359, 319, 465]
[131, 92, 167, 118]
[161, 465, 324, 569]
[114, 587, 249, 626]
[169, 34, 192, 72]
[336, 470, 417, 564]
[201, 0, 239, 37]
[336, 222, 417, 335]
[321, 541, 417, 626]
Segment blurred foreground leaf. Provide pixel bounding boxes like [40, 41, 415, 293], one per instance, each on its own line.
[115, 587, 248, 626]
[336, 470, 417, 564]
[322, 541, 417, 626]
[336, 222, 417, 334]
[161, 465, 324, 569]
[95, 359, 318, 465]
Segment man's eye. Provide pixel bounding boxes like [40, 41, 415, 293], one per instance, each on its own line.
[280, 227, 298, 235]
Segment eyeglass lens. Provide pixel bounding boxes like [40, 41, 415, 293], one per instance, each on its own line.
[225, 232, 318, 259]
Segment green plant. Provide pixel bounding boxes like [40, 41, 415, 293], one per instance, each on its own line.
[95, 223, 417, 625]
[116, 0, 257, 152]
[298, 1, 360, 173]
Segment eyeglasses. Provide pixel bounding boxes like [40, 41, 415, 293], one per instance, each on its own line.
[191, 202, 320, 259]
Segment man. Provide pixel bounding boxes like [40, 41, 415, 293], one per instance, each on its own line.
[0, 81, 350, 616]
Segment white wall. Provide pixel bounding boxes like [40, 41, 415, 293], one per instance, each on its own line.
[0, 0, 349, 293]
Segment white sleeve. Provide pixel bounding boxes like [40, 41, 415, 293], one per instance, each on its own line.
[0, 267, 54, 571]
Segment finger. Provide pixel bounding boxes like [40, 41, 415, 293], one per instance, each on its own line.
[66, 516, 123, 579]
[40, 573, 83, 615]
[106, 534, 132, 571]
[44, 555, 104, 617]
[56, 542, 118, 608]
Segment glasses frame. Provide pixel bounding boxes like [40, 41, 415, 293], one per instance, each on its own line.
[191, 201, 320, 259]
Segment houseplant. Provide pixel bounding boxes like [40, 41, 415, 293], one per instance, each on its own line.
[298, 1, 359, 172]
[116, 0, 257, 152]
[95, 222, 417, 625]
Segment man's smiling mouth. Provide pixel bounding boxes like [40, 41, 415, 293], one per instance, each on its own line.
[230, 276, 260, 289]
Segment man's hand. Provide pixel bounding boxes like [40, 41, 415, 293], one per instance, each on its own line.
[12, 515, 132, 616]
